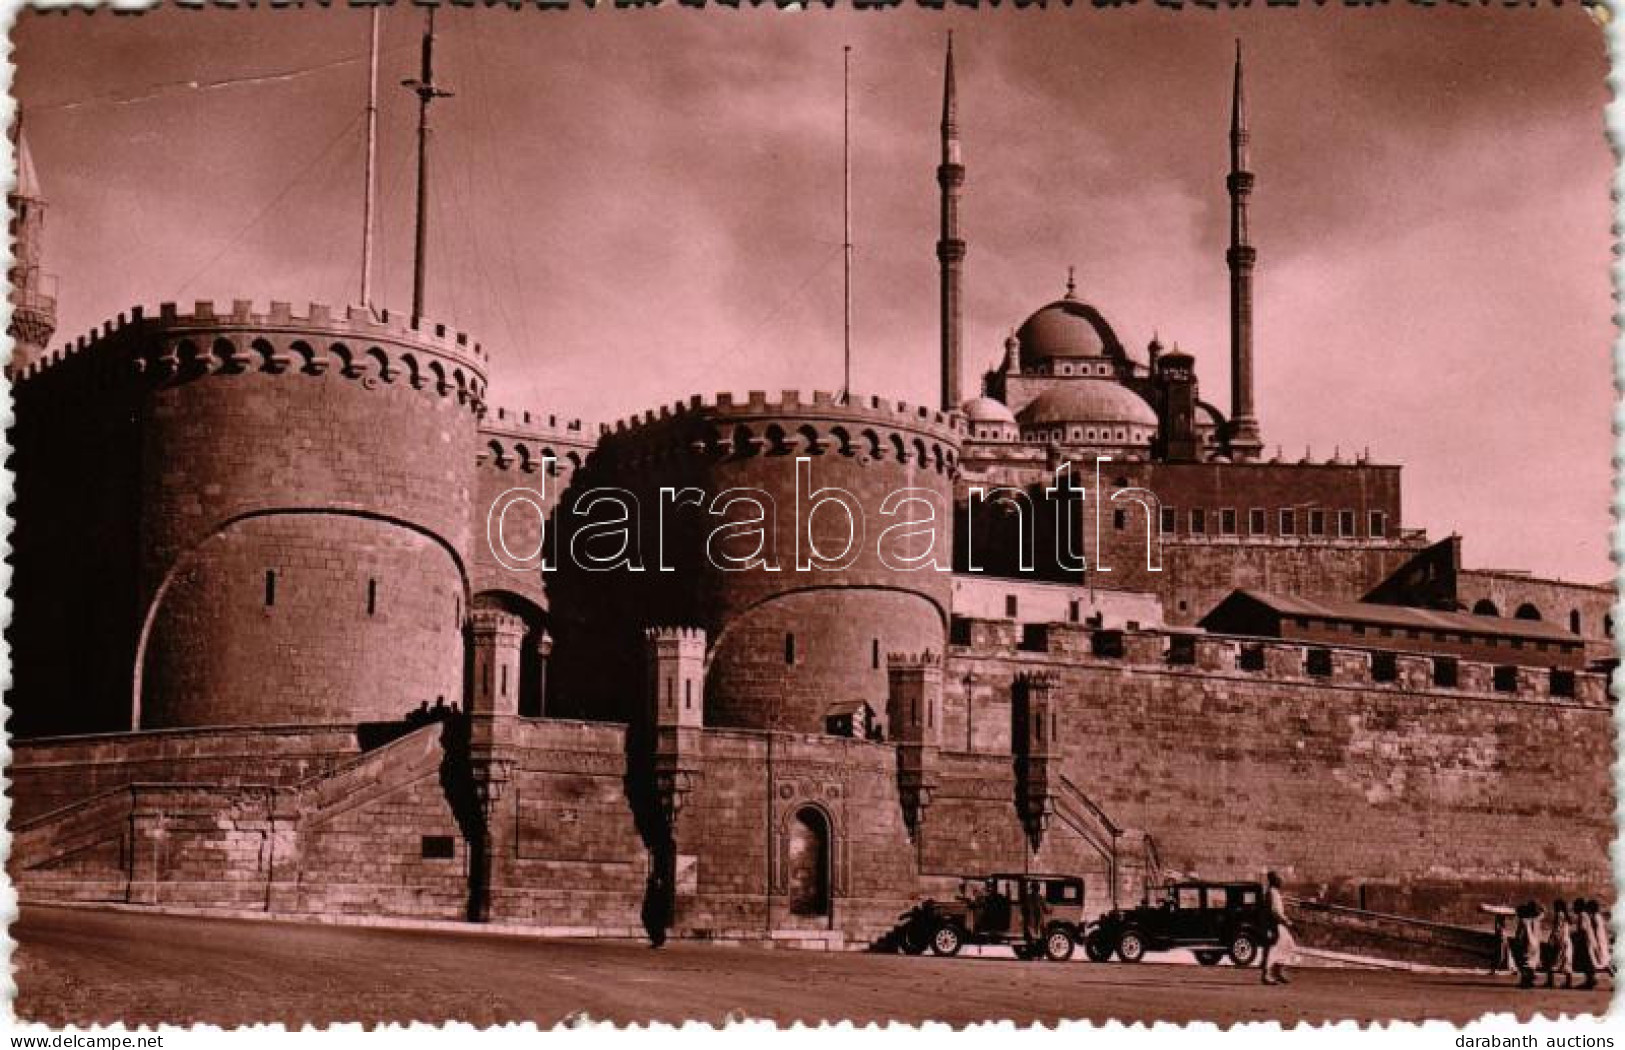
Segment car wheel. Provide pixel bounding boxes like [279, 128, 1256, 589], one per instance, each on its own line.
[930, 923, 964, 957]
[1228, 931, 1259, 967]
[1117, 929, 1147, 963]
[1083, 931, 1114, 963]
[1044, 927, 1076, 962]
[899, 924, 929, 956]
[1194, 950, 1224, 967]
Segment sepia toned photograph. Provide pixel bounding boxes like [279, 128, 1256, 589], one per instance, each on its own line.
[3, 0, 1619, 1033]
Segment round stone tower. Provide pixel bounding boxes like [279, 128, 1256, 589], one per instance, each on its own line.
[122, 300, 487, 729]
[565, 391, 960, 733]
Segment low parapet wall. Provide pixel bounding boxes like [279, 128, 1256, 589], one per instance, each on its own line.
[952, 618, 1610, 707]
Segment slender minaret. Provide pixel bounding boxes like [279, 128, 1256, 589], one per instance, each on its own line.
[8, 113, 55, 375]
[937, 33, 966, 412]
[1225, 41, 1263, 462]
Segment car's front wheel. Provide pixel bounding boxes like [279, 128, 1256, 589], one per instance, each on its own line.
[1228, 930, 1260, 967]
[931, 922, 964, 957]
[1083, 930, 1114, 963]
[1194, 950, 1224, 967]
[1116, 929, 1147, 963]
[899, 923, 929, 955]
[1044, 926, 1076, 962]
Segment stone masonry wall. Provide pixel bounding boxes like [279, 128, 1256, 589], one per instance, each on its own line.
[945, 623, 1615, 923]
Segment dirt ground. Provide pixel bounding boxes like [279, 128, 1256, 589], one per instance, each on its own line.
[10, 904, 1615, 1027]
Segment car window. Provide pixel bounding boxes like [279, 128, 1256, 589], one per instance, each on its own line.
[1047, 881, 1080, 905]
[1206, 886, 1230, 909]
[1177, 887, 1201, 910]
[1239, 888, 1259, 906]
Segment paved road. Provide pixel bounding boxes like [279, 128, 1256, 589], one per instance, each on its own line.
[11, 905, 1613, 1027]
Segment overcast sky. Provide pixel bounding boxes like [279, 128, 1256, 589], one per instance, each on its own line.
[12, 4, 1616, 583]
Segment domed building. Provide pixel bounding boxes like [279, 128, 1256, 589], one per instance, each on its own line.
[964, 279, 1215, 463]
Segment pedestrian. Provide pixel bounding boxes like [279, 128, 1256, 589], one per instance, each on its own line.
[1586, 900, 1613, 983]
[1545, 899, 1573, 988]
[1490, 913, 1513, 976]
[1572, 897, 1596, 989]
[1259, 871, 1295, 986]
[1513, 900, 1544, 988]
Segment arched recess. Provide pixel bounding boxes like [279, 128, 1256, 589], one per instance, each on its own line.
[471, 589, 551, 717]
[132, 506, 470, 729]
[786, 805, 833, 918]
[1472, 599, 1500, 617]
[1514, 602, 1542, 622]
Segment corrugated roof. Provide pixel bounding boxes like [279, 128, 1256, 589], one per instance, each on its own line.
[1225, 589, 1582, 645]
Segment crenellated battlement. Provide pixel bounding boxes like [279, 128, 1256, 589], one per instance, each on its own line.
[886, 650, 942, 670]
[477, 405, 599, 475]
[14, 299, 489, 413]
[950, 617, 1612, 708]
[645, 625, 707, 646]
[607, 389, 962, 438]
[596, 389, 963, 477]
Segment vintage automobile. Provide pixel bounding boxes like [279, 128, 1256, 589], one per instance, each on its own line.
[1085, 880, 1269, 965]
[896, 873, 1086, 962]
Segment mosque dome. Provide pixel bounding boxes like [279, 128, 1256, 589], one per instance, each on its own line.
[1014, 380, 1157, 438]
[960, 396, 1016, 424]
[1014, 297, 1126, 371]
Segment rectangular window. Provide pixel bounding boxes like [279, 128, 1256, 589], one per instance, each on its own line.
[1279, 509, 1296, 536]
[1371, 651, 1398, 683]
[1306, 648, 1333, 677]
[872, 638, 880, 670]
[1005, 594, 1019, 618]
[1493, 665, 1518, 693]
[1113, 508, 1127, 531]
[1190, 509, 1206, 535]
[1161, 506, 1177, 535]
[421, 835, 456, 860]
[264, 570, 277, 608]
[1068, 600, 1081, 623]
[1338, 510, 1356, 537]
[1369, 511, 1387, 538]
[367, 577, 378, 616]
[1220, 509, 1237, 535]
[1309, 510, 1326, 536]
[785, 633, 796, 665]
[1249, 508, 1267, 535]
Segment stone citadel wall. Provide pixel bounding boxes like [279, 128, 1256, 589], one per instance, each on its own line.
[944, 620, 1614, 924]
[13, 616, 1606, 935]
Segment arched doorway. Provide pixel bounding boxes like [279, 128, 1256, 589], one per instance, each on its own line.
[1472, 599, 1500, 617]
[787, 806, 832, 917]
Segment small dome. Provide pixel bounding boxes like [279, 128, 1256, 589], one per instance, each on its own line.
[1017, 381, 1158, 429]
[1015, 298, 1125, 370]
[961, 396, 1017, 424]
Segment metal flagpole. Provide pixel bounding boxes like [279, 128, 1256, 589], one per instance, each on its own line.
[405, 6, 453, 320]
[360, 6, 380, 311]
[842, 44, 852, 404]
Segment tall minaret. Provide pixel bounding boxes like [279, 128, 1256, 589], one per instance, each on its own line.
[1225, 41, 1263, 462]
[937, 33, 966, 412]
[8, 113, 56, 375]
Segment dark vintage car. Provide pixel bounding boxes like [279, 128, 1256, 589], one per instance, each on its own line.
[897, 874, 1086, 962]
[1085, 880, 1269, 966]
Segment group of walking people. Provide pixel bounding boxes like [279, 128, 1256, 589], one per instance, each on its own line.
[1502, 898, 1613, 989]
